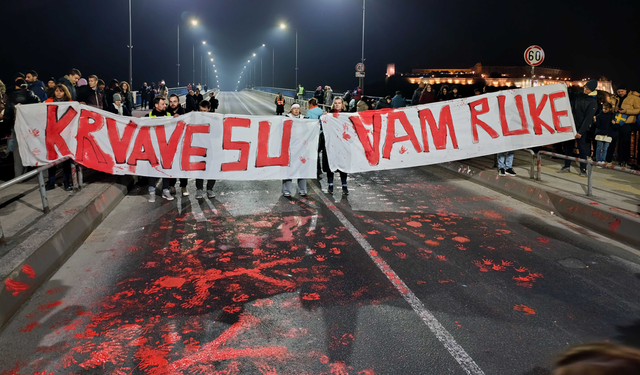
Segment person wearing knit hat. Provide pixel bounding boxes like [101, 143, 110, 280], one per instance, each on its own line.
[107, 92, 131, 117]
[609, 83, 640, 167]
[558, 80, 598, 176]
[45, 77, 57, 98]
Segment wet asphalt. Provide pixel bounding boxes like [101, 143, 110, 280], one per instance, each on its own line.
[0, 91, 639, 375]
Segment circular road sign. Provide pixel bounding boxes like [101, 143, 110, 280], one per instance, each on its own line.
[524, 45, 545, 67]
[356, 63, 365, 73]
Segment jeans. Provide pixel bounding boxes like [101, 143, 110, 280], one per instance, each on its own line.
[11, 129, 24, 177]
[282, 179, 307, 195]
[497, 151, 514, 170]
[48, 160, 72, 187]
[596, 141, 610, 162]
[167, 178, 188, 187]
[195, 179, 216, 191]
[148, 178, 170, 193]
[327, 171, 348, 186]
[564, 137, 588, 171]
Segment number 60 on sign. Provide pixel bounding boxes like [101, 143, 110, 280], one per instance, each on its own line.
[524, 45, 545, 66]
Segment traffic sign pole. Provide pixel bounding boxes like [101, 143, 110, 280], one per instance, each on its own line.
[524, 45, 545, 88]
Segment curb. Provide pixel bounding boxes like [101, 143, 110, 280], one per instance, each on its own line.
[0, 176, 135, 330]
[437, 162, 640, 249]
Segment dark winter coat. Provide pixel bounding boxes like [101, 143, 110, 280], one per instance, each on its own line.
[275, 95, 285, 115]
[4, 88, 41, 130]
[572, 93, 598, 137]
[77, 86, 107, 109]
[169, 104, 185, 116]
[411, 87, 423, 105]
[209, 98, 219, 113]
[185, 94, 197, 113]
[313, 89, 324, 105]
[58, 75, 77, 101]
[28, 80, 47, 101]
[106, 103, 132, 117]
[594, 111, 617, 138]
[375, 99, 392, 109]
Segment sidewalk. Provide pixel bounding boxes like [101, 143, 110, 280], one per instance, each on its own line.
[438, 150, 640, 248]
[0, 170, 134, 328]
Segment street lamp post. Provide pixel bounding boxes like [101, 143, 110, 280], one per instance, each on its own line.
[128, 0, 133, 88]
[272, 48, 275, 87]
[360, 0, 366, 91]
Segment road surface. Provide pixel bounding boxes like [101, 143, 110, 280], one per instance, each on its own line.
[1, 91, 639, 375]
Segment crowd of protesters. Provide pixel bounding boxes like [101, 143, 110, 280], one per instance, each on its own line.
[0, 68, 219, 192]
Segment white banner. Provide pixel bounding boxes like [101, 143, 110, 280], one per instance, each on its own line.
[322, 84, 576, 173]
[16, 104, 319, 180]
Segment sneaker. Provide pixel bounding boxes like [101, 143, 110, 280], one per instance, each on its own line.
[342, 186, 349, 195]
[162, 189, 175, 201]
[300, 192, 307, 197]
[579, 170, 587, 177]
[317, 174, 323, 181]
[558, 166, 571, 173]
[148, 193, 156, 203]
[195, 189, 204, 199]
[505, 168, 517, 176]
[499, 168, 506, 176]
[207, 190, 215, 199]
[169, 186, 176, 195]
[283, 192, 291, 197]
[328, 185, 334, 194]
[181, 187, 189, 196]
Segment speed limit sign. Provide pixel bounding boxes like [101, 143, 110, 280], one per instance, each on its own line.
[524, 45, 545, 66]
[356, 63, 365, 73]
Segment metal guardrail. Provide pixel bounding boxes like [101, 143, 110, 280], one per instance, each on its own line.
[0, 157, 83, 243]
[536, 151, 640, 197]
[522, 149, 536, 179]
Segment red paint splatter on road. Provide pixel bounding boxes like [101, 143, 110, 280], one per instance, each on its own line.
[20, 322, 39, 332]
[514, 304, 536, 315]
[406, 221, 422, 228]
[452, 236, 470, 243]
[481, 210, 504, 219]
[22, 265, 35, 279]
[537, 237, 549, 243]
[424, 240, 440, 246]
[609, 218, 621, 232]
[5, 279, 30, 296]
[520, 246, 533, 252]
[155, 276, 186, 288]
[38, 301, 62, 311]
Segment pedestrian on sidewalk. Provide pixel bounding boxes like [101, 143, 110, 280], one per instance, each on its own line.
[411, 82, 425, 105]
[497, 151, 517, 177]
[186, 90, 197, 112]
[195, 100, 216, 200]
[275, 92, 285, 115]
[594, 103, 616, 164]
[558, 80, 598, 177]
[323, 97, 349, 195]
[208, 92, 219, 112]
[282, 103, 308, 197]
[194, 88, 203, 106]
[376, 96, 393, 109]
[158, 80, 169, 99]
[145, 97, 174, 203]
[44, 84, 73, 191]
[296, 84, 305, 104]
[610, 84, 640, 168]
[314, 86, 324, 106]
[78, 75, 107, 109]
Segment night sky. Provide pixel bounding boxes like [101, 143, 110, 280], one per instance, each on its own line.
[3, 0, 639, 94]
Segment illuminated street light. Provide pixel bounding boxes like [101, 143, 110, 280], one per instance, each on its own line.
[191, 20, 198, 26]
[210, 58, 213, 61]
[280, 23, 286, 29]
[202, 41, 206, 45]
[253, 53, 256, 57]
[262, 44, 266, 47]
[208, 52, 211, 55]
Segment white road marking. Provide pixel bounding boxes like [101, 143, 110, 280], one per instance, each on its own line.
[234, 92, 254, 115]
[309, 183, 485, 375]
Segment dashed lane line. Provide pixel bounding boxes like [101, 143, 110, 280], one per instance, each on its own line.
[309, 183, 485, 375]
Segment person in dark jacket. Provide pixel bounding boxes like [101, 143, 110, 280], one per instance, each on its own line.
[411, 83, 425, 105]
[313, 86, 324, 105]
[44, 84, 73, 191]
[391, 91, 406, 108]
[77, 75, 108, 109]
[106, 93, 132, 116]
[119, 81, 135, 112]
[165, 93, 189, 196]
[25, 70, 47, 101]
[558, 80, 598, 176]
[375, 96, 392, 109]
[45, 77, 56, 99]
[194, 89, 204, 106]
[185, 90, 197, 112]
[5, 79, 40, 177]
[58, 68, 81, 101]
[450, 86, 463, 99]
[140, 82, 149, 110]
[104, 79, 120, 106]
[594, 103, 616, 163]
[144, 97, 174, 203]
[275, 93, 285, 115]
[208, 92, 219, 112]
[437, 85, 451, 101]
[419, 84, 436, 104]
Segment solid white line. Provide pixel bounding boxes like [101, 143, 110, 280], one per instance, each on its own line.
[309, 183, 485, 375]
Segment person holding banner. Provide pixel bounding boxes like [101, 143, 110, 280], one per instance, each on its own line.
[282, 104, 308, 197]
[323, 97, 349, 195]
[559, 80, 598, 177]
[195, 100, 216, 200]
[44, 84, 73, 191]
[166, 94, 189, 196]
[145, 97, 174, 203]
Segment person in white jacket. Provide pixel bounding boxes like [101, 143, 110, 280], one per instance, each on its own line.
[282, 104, 307, 197]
